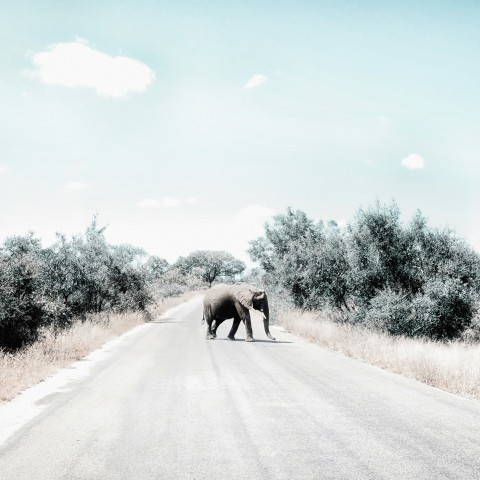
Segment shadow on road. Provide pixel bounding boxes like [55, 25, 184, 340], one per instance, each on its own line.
[215, 338, 293, 344]
[149, 319, 183, 323]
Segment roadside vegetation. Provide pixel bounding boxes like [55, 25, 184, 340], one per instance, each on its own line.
[249, 201, 480, 398]
[6, 200, 480, 401]
[0, 218, 245, 401]
[277, 308, 480, 399]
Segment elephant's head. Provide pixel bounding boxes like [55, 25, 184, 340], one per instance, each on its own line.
[235, 285, 275, 341]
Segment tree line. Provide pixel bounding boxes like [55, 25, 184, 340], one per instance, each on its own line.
[0, 220, 246, 351]
[3, 201, 478, 350]
[249, 202, 480, 340]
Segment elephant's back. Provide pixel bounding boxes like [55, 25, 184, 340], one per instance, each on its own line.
[203, 284, 232, 304]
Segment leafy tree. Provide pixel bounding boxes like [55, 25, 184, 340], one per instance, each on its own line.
[53, 220, 150, 313]
[249, 202, 480, 340]
[174, 250, 246, 287]
[143, 256, 169, 281]
[346, 201, 415, 305]
[249, 208, 348, 308]
[0, 220, 156, 351]
[302, 223, 350, 310]
[0, 234, 47, 349]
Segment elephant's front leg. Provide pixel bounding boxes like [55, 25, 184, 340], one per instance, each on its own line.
[227, 315, 241, 340]
[239, 309, 254, 342]
[244, 312, 254, 342]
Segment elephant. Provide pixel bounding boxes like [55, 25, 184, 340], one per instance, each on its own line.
[202, 284, 275, 342]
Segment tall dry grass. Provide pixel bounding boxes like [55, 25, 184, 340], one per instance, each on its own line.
[0, 292, 200, 402]
[278, 308, 480, 399]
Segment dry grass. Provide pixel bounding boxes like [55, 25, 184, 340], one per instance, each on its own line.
[278, 308, 480, 400]
[0, 292, 200, 402]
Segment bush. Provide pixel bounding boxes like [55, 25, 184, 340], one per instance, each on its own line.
[248, 209, 348, 309]
[0, 221, 156, 351]
[249, 201, 480, 341]
[413, 278, 476, 340]
[150, 267, 205, 298]
[360, 290, 413, 336]
[349, 278, 476, 340]
[0, 234, 46, 349]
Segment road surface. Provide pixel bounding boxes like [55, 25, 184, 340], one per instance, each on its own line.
[1, 296, 480, 479]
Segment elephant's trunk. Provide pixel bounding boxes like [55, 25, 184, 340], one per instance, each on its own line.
[262, 296, 275, 341]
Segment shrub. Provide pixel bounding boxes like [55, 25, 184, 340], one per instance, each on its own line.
[249, 201, 480, 341]
[248, 209, 348, 309]
[0, 234, 46, 350]
[150, 267, 205, 298]
[0, 221, 156, 351]
[360, 290, 413, 336]
[414, 278, 476, 340]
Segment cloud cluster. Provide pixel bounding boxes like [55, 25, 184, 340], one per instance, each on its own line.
[244, 74, 268, 90]
[30, 40, 155, 97]
[401, 153, 425, 169]
[137, 197, 197, 209]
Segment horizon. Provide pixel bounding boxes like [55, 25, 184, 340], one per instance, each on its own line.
[1, 1, 479, 265]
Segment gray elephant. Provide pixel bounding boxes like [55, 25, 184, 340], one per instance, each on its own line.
[202, 284, 275, 342]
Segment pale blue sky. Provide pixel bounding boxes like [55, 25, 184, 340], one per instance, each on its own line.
[1, 1, 479, 263]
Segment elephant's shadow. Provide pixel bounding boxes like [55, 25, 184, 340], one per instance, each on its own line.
[217, 338, 293, 344]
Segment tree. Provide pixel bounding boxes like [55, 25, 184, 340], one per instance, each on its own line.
[346, 200, 412, 306]
[0, 233, 46, 349]
[248, 208, 350, 308]
[143, 256, 169, 281]
[174, 250, 246, 287]
[43, 219, 152, 315]
[248, 202, 480, 340]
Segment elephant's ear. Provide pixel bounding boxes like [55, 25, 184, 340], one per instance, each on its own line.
[235, 285, 256, 309]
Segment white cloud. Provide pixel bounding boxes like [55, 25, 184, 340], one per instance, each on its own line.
[243, 74, 268, 90]
[30, 40, 155, 97]
[185, 196, 197, 204]
[0, 165, 7, 174]
[401, 153, 425, 169]
[138, 197, 183, 209]
[64, 181, 88, 190]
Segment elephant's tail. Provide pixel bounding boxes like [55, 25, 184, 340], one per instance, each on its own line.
[201, 314, 205, 325]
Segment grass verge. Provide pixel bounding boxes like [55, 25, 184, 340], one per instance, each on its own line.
[0, 293, 200, 402]
[278, 308, 480, 400]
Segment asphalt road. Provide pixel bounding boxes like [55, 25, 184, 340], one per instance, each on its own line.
[1, 296, 480, 479]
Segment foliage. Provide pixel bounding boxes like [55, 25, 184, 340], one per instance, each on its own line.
[249, 209, 348, 309]
[249, 202, 480, 341]
[0, 219, 248, 351]
[174, 250, 246, 287]
[0, 220, 155, 351]
[0, 234, 47, 350]
[149, 267, 205, 298]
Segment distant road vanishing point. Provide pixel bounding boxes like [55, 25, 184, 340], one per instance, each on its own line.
[1, 296, 480, 479]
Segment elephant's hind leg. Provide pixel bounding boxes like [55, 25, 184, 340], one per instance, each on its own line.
[212, 318, 226, 338]
[204, 312, 216, 340]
